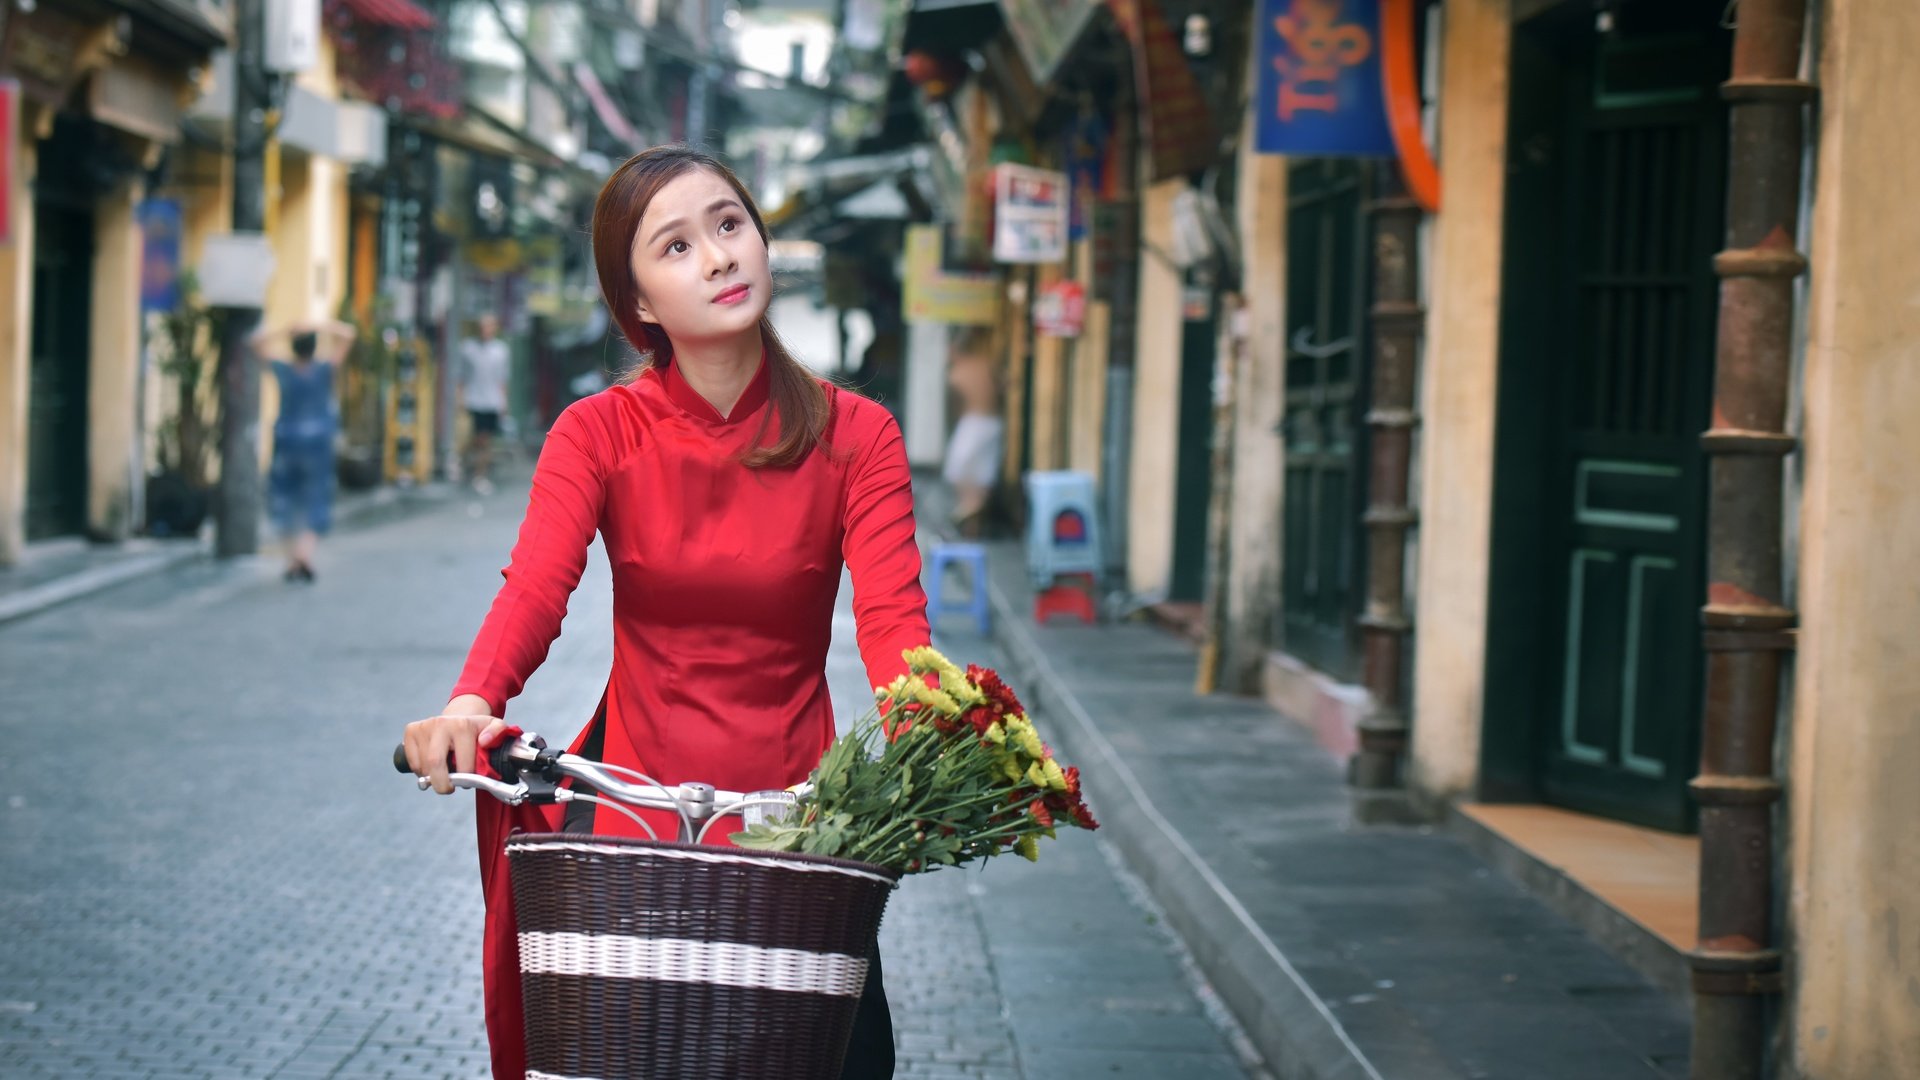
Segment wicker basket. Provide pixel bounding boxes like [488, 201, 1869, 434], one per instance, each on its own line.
[507, 834, 899, 1080]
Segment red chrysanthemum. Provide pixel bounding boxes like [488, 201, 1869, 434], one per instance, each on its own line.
[967, 664, 1025, 717]
[1029, 799, 1054, 828]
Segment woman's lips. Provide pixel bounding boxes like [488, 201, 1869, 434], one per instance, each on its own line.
[713, 284, 750, 305]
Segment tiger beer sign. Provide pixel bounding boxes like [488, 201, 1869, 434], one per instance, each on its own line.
[1255, 0, 1394, 157]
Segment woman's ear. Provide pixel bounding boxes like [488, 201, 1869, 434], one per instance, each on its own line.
[636, 300, 659, 326]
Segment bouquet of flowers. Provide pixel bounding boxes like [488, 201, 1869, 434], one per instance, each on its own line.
[731, 646, 1098, 873]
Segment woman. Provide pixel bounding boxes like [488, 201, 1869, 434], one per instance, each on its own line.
[252, 318, 356, 582]
[400, 145, 929, 1079]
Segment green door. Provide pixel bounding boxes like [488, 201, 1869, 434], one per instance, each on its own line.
[1279, 160, 1369, 681]
[1486, 1, 1729, 831]
[1168, 284, 1214, 604]
[27, 195, 94, 541]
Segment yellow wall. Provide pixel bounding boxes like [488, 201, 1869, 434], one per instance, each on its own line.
[88, 180, 145, 540]
[1789, 1, 1920, 1075]
[1408, 0, 1510, 799]
[0, 138, 35, 565]
[1127, 178, 1186, 596]
[1224, 107, 1288, 690]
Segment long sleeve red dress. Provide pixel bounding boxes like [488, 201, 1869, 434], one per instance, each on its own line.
[448, 354, 930, 1079]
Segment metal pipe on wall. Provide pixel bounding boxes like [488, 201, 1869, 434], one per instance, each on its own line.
[1350, 169, 1422, 818]
[1690, 0, 1813, 1075]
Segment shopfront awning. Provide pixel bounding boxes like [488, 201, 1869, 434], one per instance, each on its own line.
[573, 62, 642, 151]
[901, 0, 1003, 55]
[995, 0, 1103, 86]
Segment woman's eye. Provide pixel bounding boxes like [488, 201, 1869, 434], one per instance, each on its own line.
[719, 217, 737, 233]
[667, 240, 688, 255]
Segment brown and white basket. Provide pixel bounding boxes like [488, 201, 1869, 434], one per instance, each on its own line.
[507, 834, 899, 1080]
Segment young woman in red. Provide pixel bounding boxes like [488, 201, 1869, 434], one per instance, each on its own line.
[400, 145, 929, 1079]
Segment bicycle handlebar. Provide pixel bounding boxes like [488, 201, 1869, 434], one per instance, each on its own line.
[391, 732, 806, 843]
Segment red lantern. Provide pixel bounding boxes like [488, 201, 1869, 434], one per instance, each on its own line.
[903, 50, 964, 100]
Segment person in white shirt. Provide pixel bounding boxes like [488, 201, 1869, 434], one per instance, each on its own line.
[941, 327, 1004, 536]
[458, 313, 512, 492]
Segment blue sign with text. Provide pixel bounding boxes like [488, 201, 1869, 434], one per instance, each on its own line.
[1255, 0, 1396, 157]
[138, 199, 183, 313]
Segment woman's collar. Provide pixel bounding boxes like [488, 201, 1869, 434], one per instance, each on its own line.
[659, 348, 771, 424]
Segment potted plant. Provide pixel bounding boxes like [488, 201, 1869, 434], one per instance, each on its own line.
[147, 273, 225, 537]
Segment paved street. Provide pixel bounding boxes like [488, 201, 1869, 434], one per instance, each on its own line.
[0, 476, 1256, 1080]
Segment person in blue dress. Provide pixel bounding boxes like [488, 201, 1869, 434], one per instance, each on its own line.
[251, 318, 357, 582]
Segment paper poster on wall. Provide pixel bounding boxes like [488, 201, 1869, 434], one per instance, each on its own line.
[992, 163, 1069, 265]
[903, 224, 1001, 326]
[1033, 280, 1086, 338]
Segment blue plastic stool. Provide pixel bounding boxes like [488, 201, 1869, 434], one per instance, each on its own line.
[926, 542, 991, 636]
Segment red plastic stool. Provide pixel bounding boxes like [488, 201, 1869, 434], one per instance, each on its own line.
[1034, 574, 1098, 625]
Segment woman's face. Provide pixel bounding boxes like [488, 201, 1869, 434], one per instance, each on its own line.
[629, 169, 772, 347]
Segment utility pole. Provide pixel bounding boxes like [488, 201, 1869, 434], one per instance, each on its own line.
[215, 0, 268, 556]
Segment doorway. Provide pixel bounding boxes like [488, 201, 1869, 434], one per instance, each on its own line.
[26, 121, 96, 542]
[1482, 0, 1731, 832]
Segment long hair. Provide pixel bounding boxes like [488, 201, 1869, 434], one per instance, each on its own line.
[591, 144, 829, 468]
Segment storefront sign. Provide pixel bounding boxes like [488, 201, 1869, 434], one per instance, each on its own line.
[138, 199, 183, 312]
[997, 0, 1104, 85]
[1033, 280, 1086, 337]
[1, 6, 92, 108]
[1255, 0, 1395, 156]
[992, 163, 1068, 265]
[904, 225, 1001, 326]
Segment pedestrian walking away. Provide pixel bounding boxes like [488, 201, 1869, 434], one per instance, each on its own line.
[399, 144, 930, 1080]
[459, 311, 512, 493]
[252, 317, 357, 583]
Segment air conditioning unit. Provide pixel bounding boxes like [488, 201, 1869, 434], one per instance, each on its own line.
[264, 0, 322, 74]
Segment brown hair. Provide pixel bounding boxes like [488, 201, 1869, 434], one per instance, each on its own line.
[592, 144, 829, 468]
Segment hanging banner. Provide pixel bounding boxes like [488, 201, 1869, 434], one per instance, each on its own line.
[1062, 111, 1107, 242]
[1255, 0, 1396, 157]
[991, 163, 1069, 265]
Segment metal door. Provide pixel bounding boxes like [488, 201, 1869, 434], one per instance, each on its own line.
[1279, 159, 1369, 680]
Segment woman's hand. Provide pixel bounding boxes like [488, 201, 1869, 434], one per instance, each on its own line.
[403, 694, 508, 794]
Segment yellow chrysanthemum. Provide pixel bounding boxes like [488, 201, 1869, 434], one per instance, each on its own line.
[1004, 758, 1025, 783]
[1042, 758, 1069, 792]
[1013, 723, 1045, 761]
[1015, 834, 1040, 861]
[901, 678, 960, 715]
[1026, 761, 1049, 789]
[983, 721, 1006, 746]
[902, 646, 972, 697]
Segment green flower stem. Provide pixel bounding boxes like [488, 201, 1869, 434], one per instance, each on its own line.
[842, 787, 1036, 861]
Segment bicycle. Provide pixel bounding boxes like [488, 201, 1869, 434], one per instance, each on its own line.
[394, 731, 899, 1080]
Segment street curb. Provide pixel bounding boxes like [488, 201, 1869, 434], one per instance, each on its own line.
[0, 482, 454, 628]
[0, 545, 205, 627]
[965, 560, 1461, 1080]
